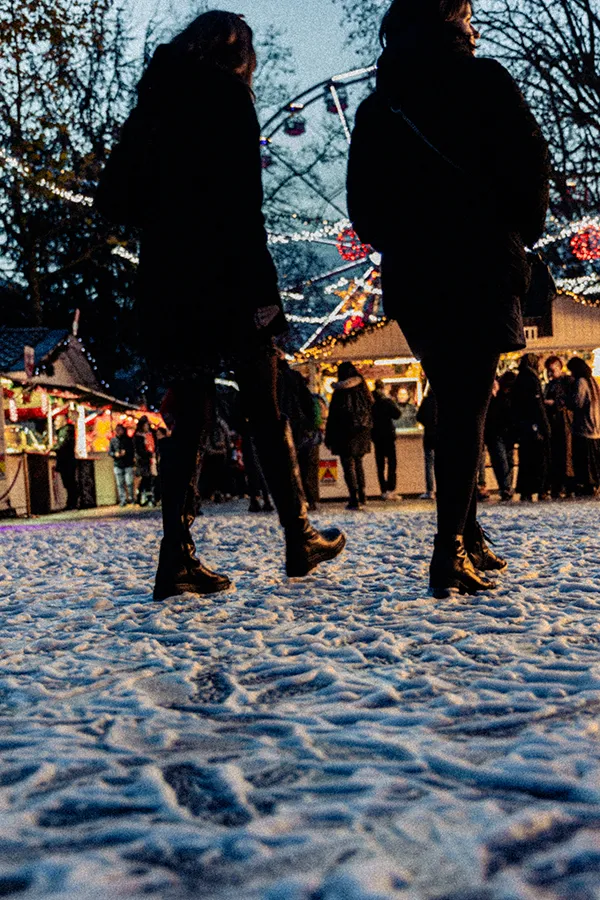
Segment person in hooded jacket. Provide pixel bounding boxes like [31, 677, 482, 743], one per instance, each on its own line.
[566, 357, 600, 496]
[544, 356, 574, 498]
[372, 379, 402, 499]
[325, 363, 374, 509]
[98, 12, 344, 599]
[347, 0, 549, 597]
[512, 354, 551, 502]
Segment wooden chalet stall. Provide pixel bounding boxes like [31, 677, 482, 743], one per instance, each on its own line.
[0, 327, 154, 517]
[294, 294, 600, 500]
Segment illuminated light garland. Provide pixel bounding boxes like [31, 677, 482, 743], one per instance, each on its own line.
[570, 227, 600, 262]
[0, 147, 94, 207]
[536, 215, 600, 249]
[557, 274, 600, 296]
[111, 245, 139, 265]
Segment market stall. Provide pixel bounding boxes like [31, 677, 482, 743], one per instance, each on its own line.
[293, 294, 600, 500]
[0, 328, 162, 517]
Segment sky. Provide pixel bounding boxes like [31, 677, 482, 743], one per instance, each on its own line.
[130, 0, 362, 92]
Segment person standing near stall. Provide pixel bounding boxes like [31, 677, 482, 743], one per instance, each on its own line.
[109, 423, 135, 506]
[512, 354, 551, 502]
[567, 357, 600, 497]
[54, 414, 79, 511]
[325, 363, 373, 510]
[347, 0, 550, 596]
[97, 11, 345, 598]
[544, 356, 574, 498]
[372, 379, 402, 500]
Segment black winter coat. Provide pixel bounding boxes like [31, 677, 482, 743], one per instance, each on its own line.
[347, 35, 550, 359]
[325, 377, 373, 458]
[126, 47, 285, 371]
[372, 389, 401, 440]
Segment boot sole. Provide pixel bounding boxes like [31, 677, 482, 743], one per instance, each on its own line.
[286, 535, 347, 578]
[153, 580, 232, 601]
[430, 577, 497, 600]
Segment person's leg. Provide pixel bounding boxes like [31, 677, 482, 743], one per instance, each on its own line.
[423, 352, 498, 538]
[62, 465, 78, 510]
[487, 437, 510, 498]
[114, 467, 127, 505]
[374, 439, 387, 495]
[153, 378, 231, 600]
[356, 455, 367, 505]
[387, 436, 398, 493]
[125, 467, 134, 503]
[422, 351, 500, 595]
[341, 456, 359, 507]
[235, 347, 345, 575]
[425, 446, 435, 494]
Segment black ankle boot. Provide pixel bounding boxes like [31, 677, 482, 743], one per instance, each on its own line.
[254, 418, 346, 577]
[466, 521, 508, 572]
[154, 541, 231, 600]
[429, 534, 497, 599]
[153, 437, 231, 600]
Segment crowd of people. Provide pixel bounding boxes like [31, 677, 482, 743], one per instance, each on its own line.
[419, 354, 600, 505]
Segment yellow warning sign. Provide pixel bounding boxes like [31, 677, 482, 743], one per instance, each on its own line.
[319, 459, 338, 484]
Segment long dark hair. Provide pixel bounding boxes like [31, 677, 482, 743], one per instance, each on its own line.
[169, 11, 256, 85]
[380, 0, 472, 48]
[567, 357, 600, 402]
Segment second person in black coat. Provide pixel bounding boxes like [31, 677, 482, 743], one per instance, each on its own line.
[325, 363, 374, 510]
[347, 0, 550, 597]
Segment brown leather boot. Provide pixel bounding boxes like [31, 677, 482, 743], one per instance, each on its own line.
[253, 418, 346, 577]
[466, 521, 508, 572]
[429, 534, 497, 600]
[153, 437, 231, 600]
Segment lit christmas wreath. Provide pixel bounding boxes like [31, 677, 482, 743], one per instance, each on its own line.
[571, 227, 600, 262]
[336, 226, 372, 262]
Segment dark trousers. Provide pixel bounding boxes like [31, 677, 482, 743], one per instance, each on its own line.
[374, 434, 397, 493]
[422, 352, 499, 538]
[424, 445, 435, 493]
[298, 443, 320, 508]
[487, 435, 514, 498]
[341, 455, 366, 506]
[166, 347, 292, 519]
[59, 463, 78, 510]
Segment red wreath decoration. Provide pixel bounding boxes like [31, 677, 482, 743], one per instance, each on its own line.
[571, 227, 600, 262]
[336, 226, 372, 262]
[343, 314, 365, 335]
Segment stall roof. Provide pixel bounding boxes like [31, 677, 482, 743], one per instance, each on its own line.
[0, 328, 69, 372]
[5, 376, 144, 414]
[295, 294, 600, 364]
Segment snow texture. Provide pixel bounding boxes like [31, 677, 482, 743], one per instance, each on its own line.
[1, 502, 600, 899]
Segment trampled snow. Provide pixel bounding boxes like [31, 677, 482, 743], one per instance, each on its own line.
[1, 502, 600, 899]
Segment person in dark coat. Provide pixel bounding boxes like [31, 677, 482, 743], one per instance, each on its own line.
[484, 376, 515, 501]
[544, 356, 574, 498]
[372, 379, 402, 499]
[99, 13, 344, 599]
[347, 0, 549, 596]
[109, 424, 135, 506]
[325, 363, 373, 509]
[566, 357, 600, 496]
[133, 416, 155, 507]
[512, 354, 551, 502]
[417, 388, 437, 499]
[54, 415, 78, 511]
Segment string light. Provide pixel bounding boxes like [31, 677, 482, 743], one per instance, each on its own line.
[0, 147, 94, 207]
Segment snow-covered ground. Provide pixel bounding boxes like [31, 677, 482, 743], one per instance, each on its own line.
[1, 502, 600, 899]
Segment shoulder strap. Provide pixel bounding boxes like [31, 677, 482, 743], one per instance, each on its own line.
[391, 104, 465, 175]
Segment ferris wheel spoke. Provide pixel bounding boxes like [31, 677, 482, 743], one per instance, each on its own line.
[268, 146, 347, 218]
[329, 85, 352, 145]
